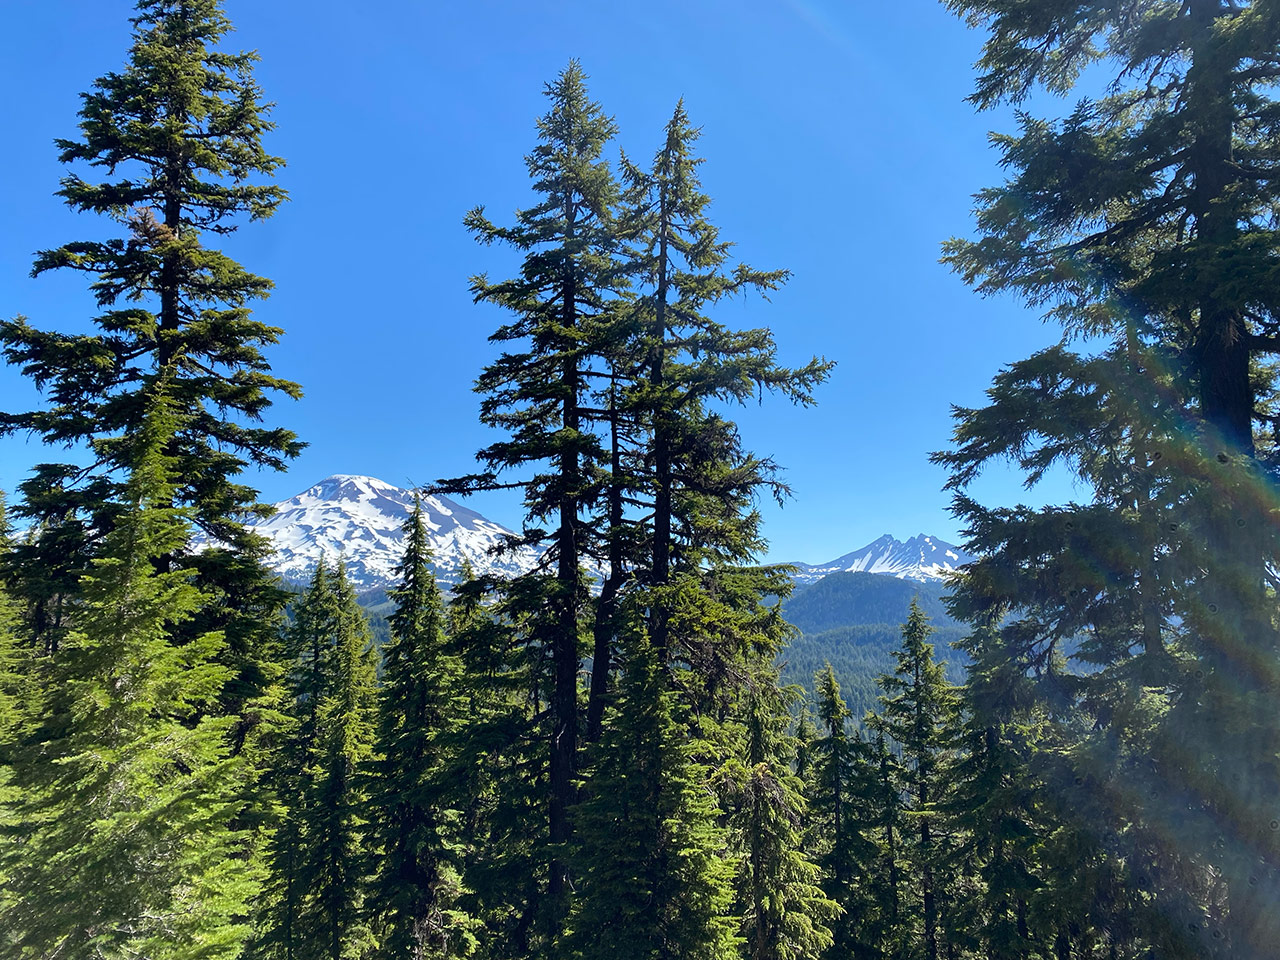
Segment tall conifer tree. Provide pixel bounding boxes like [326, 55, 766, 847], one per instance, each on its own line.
[254, 561, 338, 960]
[809, 665, 879, 960]
[863, 725, 907, 959]
[0, 495, 29, 929]
[722, 684, 837, 960]
[440, 61, 626, 915]
[610, 101, 830, 668]
[939, 4, 1280, 954]
[571, 616, 739, 960]
[450, 576, 546, 958]
[367, 501, 474, 958]
[255, 561, 377, 960]
[940, 622, 1047, 960]
[874, 601, 959, 960]
[301, 562, 377, 960]
[0, 0, 298, 710]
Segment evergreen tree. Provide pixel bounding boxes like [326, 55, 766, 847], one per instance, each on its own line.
[612, 100, 830, 667]
[254, 561, 377, 960]
[809, 665, 879, 960]
[721, 683, 838, 960]
[940, 622, 1047, 960]
[287, 561, 341, 745]
[940, 4, 1280, 955]
[252, 562, 337, 960]
[935, 332, 1222, 958]
[0, 495, 29, 936]
[1, 394, 258, 959]
[874, 601, 960, 960]
[301, 562, 378, 960]
[571, 614, 739, 960]
[367, 500, 475, 959]
[0, 494, 24, 758]
[862, 724, 907, 960]
[439, 60, 626, 914]
[446, 566, 546, 958]
[794, 710, 819, 792]
[0, 0, 299, 710]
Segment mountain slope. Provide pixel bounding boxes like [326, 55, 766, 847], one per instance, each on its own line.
[782, 571, 956, 634]
[790, 533, 972, 585]
[248, 475, 538, 589]
[779, 570, 966, 720]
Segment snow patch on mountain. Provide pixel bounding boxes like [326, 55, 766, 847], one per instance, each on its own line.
[790, 534, 973, 585]
[248, 475, 538, 589]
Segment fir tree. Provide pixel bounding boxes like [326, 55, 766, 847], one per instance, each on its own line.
[253, 561, 337, 960]
[1, 394, 258, 959]
[287, 561, 341, 744]
[721, 683, 837, 960]
[300, 562, 378, 960]
[862, 724, 907, 960]
[940, 4, 1280, 954]
[874, 600, 959, 960]
[940, 622, 1046, 960]
[0, 0, 299, 711]
[571, 614, 739, 960]
[809, 664, 879, 960]
[439, 60, 627, 914]
[255, 561, 377, 960]
[935, 336, 1225, 958]
[0, 494, 24, 758]
[611, 99, 830, 670]
[0, 495, 29, 934]
[367, 500, 475, 959]
[446, 567, 546, 958]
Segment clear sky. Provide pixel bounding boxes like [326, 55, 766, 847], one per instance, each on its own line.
[0, 0, 1084, 563]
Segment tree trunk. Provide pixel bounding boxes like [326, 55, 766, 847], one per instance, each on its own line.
[548, 204, 580, 908]
[585, 378, 624, 742]
[651, 186, 672, 657]
[1185, 6, 1280, 956]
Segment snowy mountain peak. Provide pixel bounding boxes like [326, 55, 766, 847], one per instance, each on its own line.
[790, 533, 973, 585]
[243, 475, 970, 594]
[250, 475, 537, 589]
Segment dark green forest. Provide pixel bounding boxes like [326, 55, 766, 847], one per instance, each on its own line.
[3, 2, 1280, 959]
[779, 573, 967, 719]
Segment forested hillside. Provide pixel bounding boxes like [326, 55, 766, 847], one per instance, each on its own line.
[2, 2, 1280, 960]
[778, 572, 966, 718]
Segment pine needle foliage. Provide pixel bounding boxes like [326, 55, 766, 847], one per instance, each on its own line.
[721, 683, 838, 960]
[1, 394, 258, 960]
[571, 612, 739, 960]
[936, 7, 1280, 951]
[440, 60, 628, 916]
[0, 0, 299, 708]
[300, 562, 378, 960]
[808, 665, 880, 960]
[873, 600, 960, 960]
[366, 500, 476, 959]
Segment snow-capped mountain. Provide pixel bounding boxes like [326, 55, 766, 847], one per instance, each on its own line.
[790, 534, 973, 585]
[249, 475, 539, 589]
[241, 475, 970, 593]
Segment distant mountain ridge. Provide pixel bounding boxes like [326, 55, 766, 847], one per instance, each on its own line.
[790, 533, 973, 585]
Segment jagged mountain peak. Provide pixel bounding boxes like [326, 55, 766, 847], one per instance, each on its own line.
[790, 533, 973, 585]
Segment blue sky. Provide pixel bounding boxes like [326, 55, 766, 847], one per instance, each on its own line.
[0, 0, 1084, 563]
